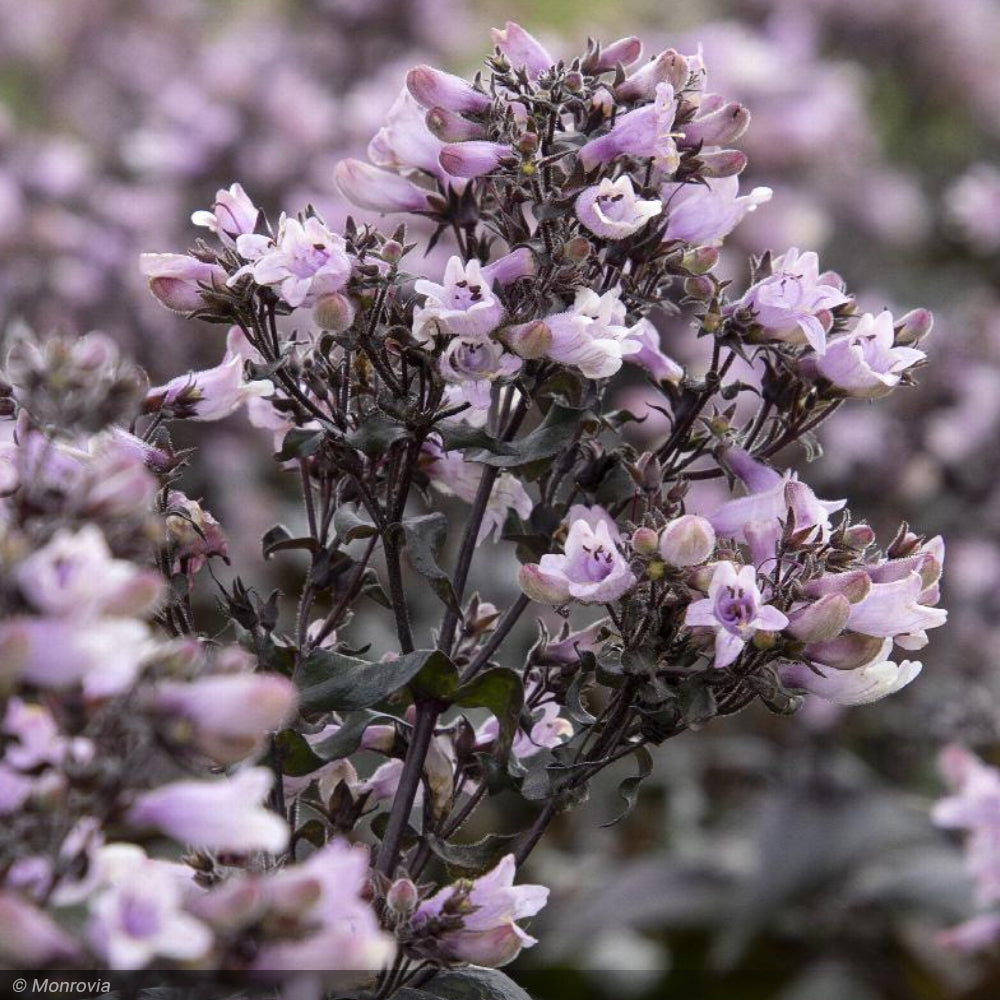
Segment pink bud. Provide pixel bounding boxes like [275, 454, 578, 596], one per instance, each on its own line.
[682, 246, 720, 274]
[805, 633, 888, 670]
[659, 515, 716, 566]
[843, 524, 876, 548]
[699, 149, 747, 178]
[387, 877, 419, 915]
[803, 569, 872, 604]
[313, 291, 356, 332]
[439, 141, 513, 179]
[616, 49, 689, 102]
[631, 527, 660, 556]
[334, 159, 432, 214]
[683, 104, 751, 147]
[500, 320, 551, 359]
[406, 65, 491, 114]
[895, 307, 934, 345]
[491, 21, 554, 78]
[139, 254, 226, 313]
[425, 106, 487, 142]
[786, 593, 851, 642]
[518, 563, 571, 604]
[590, 36, 643, 72]
[481, 247, 537, 286]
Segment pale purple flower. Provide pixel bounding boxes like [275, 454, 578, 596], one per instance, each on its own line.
[413, 854, 548, 967]
[624, 317, 683, 382]
[3, 698, 92, 771]
[579, 83, 680, 174]
[406, 64, 492, 115]
[0, 892, 80, 965]
[88, 845, 211, 970]
[139, 253, 226, 313]
[153, 672, 298, 764]
[661, 176, 772, 246]
[369, 89, 452, 185]
[575, 176, 663, 240]
[0, 617, 157, 698]
[659, 514, 716, 566]
[232, 214, 351, 308]
[413, 256, 505, 341]
[680, 100, 751, 148]
[933, 745, 1000, 912]
[813, 310, 926, 397]
[16, 525, 162, 619]
[439, 140, 514, 179]
[127, 768, 290, 853]
[491, 22, 554, 79]
[522, 505, 636, 605]
[251, 840, 395, 971]
[734, 247, 850, 354]
[191, 182, 260, 247]
[477, 692, 572, 760]
[591, 36, 643, 72]
[148, 353, 273, 422]
[778, 652, 922, 705]
[439, 337, 521, 407]
[709, 448, 845, 561]
[545, 287, 642, 378]
[685, 561, 788, 668]
[846, 571, 948, 646]
[334, 158, 434, 214]
[165, 490, 229, 577]
[422, 439, 532, 543]
[616, 48, 690, 103]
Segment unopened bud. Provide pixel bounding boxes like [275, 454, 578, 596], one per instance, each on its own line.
[425, 107, 487, 143]
[500, 320, 551, 360]
[682, 246, 719, 275]
[387, 877, 419, 915]
[786, 593, 851, 643]
[313, 292, 356, 332]
[516, 132, 539, 155]
[646, 559, 665, 581]
[518, 563, 571, 604]
[631, 527, 659, 556]
[562, 236, 592, 264]
[752, 630, 778, 651]
[565, 70, 584, 92]
[684, 275, 714, 300]
[659, 514, 716, 567]
[699, 149, 747, 178]
[895, 307, 934, 345]
[843, 523, 875, 549]
[381, 240, 405, 263]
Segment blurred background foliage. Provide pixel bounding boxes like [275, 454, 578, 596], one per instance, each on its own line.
[3, 0, 1000, 996]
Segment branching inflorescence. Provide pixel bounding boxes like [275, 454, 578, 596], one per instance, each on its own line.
[0, 20, 945, 996]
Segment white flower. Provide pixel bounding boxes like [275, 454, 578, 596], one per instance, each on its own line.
[575, 176, 662, 240]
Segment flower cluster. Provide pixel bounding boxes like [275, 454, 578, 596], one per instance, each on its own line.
[1, 19, 948, 997]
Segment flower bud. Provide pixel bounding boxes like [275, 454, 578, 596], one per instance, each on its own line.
[683, 104, 751, 147]
[631, 527, 660, 556]
[895, 307, 934, 345]
[406, 65, 491, 114]
[562, 236, 592, 264]
[334, 159, 432, 213]
[491, 21, 554, 79]
[786, 593, 851, 643]
[516, 131, 539, 155]
[659, 514, 716, 566]
[425, 106, 488, 143]
[590, 36, 642, 72]
[139, 254, 227, 314]
[387, 877, 420, 915]
[381, 240, 405, 263]
[500, 320, 551, 359]
[518, 563, 571, 604]
[843, 523, 876, 548]
[699, 149, 747, 178]
[313, 292, 356, 332]
[682, 246, 720, 274]
[616, 49, 689, 102]
[684, 275, 715, 299]
[439, 141, 513, 179]
[565, 70, 584, 92]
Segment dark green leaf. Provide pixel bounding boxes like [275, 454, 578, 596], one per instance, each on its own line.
[427, 832, 521, 874]
[601, 745, 654, 827]
[276, 428, 323, 460]
[470, 405, 588, 470]
[416, 967, 533, 1000]
[397, 513, 460, 615]
[262, 523, 319, 560]
[333, 503, 379, 542]
[453, 668, 524, 758]
[273, 728, 325, 777]
[347, 412, 409, 456]
[295, 648, 452, 712]
[310, 711, 403, 762]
